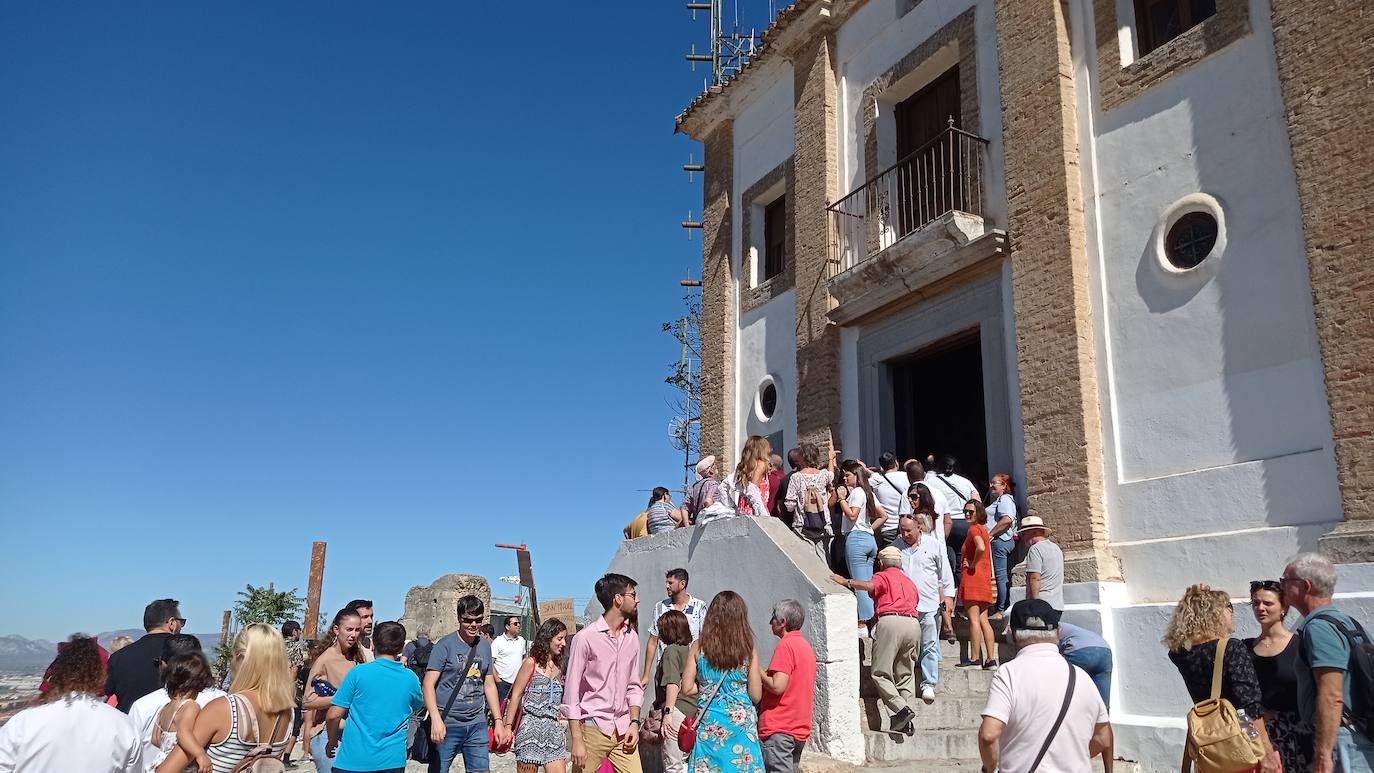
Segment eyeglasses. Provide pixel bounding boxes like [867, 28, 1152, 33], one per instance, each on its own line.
[460, 617, 484, 625]
[619, 590, 638, 599]
[1250, 579, 1282, 593]
[173, 617, 188, 626]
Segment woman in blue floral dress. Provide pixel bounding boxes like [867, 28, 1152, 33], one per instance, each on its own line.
[682, 591, 764, 773]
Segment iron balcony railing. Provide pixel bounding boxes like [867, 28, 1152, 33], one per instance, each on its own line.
[828, 122, 989, 275]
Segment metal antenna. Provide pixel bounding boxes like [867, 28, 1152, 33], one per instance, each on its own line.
[684, 0, 765, 86]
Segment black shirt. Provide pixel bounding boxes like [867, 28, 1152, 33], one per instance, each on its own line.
[1245, 634, 1301, 713]
[1168, 638, 1264, 716]
[105, 632, 169, 712]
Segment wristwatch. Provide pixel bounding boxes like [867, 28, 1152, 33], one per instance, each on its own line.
[629, 719, 641, 727]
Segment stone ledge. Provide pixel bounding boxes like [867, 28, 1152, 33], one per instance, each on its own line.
[1320, 521, 1374, 564]
[826, 212, 1004, 327]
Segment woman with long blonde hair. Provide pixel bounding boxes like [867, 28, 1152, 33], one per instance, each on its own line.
[157, 623, 293, 773]
[1164, 585, 1279, 773]
[680, 592, 763, 772]
[703, 436, 770, 522]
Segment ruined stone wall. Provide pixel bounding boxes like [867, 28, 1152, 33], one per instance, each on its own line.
[398, 573, 491, 640]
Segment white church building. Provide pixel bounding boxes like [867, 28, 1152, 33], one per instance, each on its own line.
[664, 0, 1373, 767]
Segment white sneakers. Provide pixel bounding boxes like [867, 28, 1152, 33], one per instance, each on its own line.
[920, 684, 936, 703]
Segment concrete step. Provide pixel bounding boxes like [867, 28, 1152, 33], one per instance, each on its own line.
[860, 659, 998, 699]
[866, 727, 982, 761]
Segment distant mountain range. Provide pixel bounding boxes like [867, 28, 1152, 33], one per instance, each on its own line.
[0, 631, 222, 674]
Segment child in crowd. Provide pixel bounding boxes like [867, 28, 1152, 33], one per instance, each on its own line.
[152, 652, 216, 773]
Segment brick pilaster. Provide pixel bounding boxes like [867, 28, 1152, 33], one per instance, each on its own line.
[791, 35, 843, 454]
[1268, 0, 1374, 558]
[996, 0, 1119, 581]
[699, 122, 737, 471]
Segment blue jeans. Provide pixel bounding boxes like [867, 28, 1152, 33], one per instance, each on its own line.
[429, 721, 489, 773]
[845, 529, 877, 620]
[1063, 646, 1113, 708]
[991, 538, 1014, 611]
[1336, 726, 1374, 772]
[309, 731, 335, 773]
[918, 610, 940, 687]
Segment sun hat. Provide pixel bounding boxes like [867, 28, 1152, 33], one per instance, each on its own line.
[1019, 515, 1052, 533]
[695, 455, 716, 475]
[878, 546, 903, 561]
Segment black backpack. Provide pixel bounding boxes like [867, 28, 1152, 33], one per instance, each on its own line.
[410, 639, 433, 676]
[1302, 610, 1374, 734]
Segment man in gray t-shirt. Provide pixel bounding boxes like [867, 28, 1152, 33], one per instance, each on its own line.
[1021, 516, 1064, 611]
[422, 596, 506, 773]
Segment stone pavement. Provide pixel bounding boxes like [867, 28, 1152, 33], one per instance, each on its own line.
[285, 749, 974, 772]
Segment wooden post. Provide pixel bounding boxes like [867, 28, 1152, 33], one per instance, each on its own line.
[220, 610, 231, 645]
[304, 541, 327, 639]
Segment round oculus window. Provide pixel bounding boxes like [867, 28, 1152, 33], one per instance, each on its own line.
[758, 381, 777, 420]
[1164, 211, 1219, 271]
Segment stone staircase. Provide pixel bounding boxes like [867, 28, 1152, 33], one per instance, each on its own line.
[859, 616, 1015, 766]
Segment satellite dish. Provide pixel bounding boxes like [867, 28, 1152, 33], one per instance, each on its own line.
[668, 416, 689, 451]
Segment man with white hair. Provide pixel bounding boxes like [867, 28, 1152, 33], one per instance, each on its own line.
[832, 546, 920, 734]
[1283, 552, 1374, 773]
[979, 599, 1113, 773]
[682, 455, 719, 524]
[758, 599, 817, 773]
[894, 512, 955, 703]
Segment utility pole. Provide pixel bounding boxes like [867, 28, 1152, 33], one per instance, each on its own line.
[220, 610, 231, 646]
[305, 541, 327, 639]
[496, 543, 542, 626]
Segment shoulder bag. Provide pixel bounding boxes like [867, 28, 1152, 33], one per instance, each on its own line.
[1183, 638, 1265, 772]
[677, 669, 730, 754]
[1027, 662, 1077, 773]
[934, 474, 970, 505]
[416, 638, 482, 761]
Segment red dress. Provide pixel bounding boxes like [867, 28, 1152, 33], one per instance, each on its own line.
[958, 521, 996, 604]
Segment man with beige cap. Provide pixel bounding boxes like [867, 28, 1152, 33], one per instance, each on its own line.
[1021, 516, 1065, 611]
[682, 455, 719, 524]
[832, 546, 921, 733]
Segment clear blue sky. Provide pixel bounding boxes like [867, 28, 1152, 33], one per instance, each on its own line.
[0, 2, 775, 641]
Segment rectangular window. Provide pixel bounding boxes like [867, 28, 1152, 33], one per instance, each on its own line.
[1134, 0, 1217, 55]
[763, 196, 786, 281]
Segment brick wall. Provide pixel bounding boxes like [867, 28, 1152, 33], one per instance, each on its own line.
[995, 0, 1119, 580]
[791, 36, 843, 453]
[699, 123, 737, 471]
[1270, 0, 1374, 531]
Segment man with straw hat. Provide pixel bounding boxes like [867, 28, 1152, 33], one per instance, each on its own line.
[1020, 515, 1065, 612]
[832, 546, 921, 734]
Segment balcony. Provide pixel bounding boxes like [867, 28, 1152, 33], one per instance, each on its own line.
[825, 123, 1004, 325]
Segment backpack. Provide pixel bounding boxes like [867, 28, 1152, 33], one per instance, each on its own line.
[1302, 610, 1374, 735]
[227, 694, 287, 773]
[410, 639, 433, 676]
[1183, 638, 1264, 772]
[800, 480, 828, 532]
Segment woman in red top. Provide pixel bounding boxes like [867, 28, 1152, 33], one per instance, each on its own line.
[958, 500, 998, 670]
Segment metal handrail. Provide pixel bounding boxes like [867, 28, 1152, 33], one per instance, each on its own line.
[827, 122, 990, 275]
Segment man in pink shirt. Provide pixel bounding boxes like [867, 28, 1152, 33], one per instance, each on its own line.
[833, 546, 920, 734]
[562, 572, 644, 773]
[759, 599, 817, 773]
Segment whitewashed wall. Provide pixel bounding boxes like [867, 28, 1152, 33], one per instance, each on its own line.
[1067, 0, 1348, 767]
[731, 61, 797, 452]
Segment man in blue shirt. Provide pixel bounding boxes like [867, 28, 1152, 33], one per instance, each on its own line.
[1057, 622, 1113, 708]
[1283, 551, 1374, 773]
[326, 621, 424, 773]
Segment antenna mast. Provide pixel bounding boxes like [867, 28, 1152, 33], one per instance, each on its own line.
[684, 0, 762, 87]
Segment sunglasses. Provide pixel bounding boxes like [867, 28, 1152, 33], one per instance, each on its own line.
[460, 616, 484, 625]
[1250, 579, 1282, 593]
[173, 617, 188, 626]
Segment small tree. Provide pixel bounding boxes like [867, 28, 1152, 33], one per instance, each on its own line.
[213, 583, 305, 677]
[233, 582, 305, 626]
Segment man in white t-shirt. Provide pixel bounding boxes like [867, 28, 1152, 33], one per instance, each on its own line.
[869, 452, 909, 551]
[490, 616, 527, 703]
[640, 567, 708, 687]
[979, 600, 1113, 773]
[127, 634, 226, 772]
